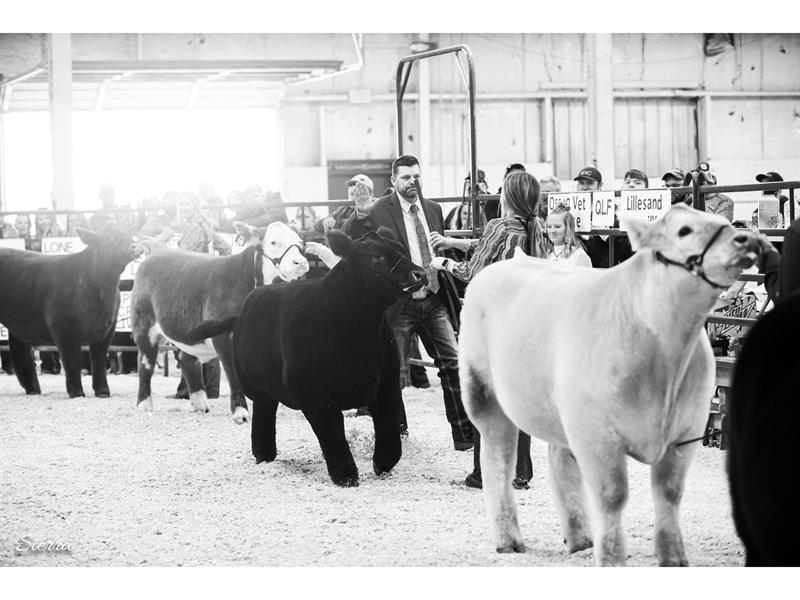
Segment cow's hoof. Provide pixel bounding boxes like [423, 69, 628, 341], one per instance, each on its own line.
[254, 451, 277, 464]
[68, 391, 86, 398]
[373, 456, 400, 476]
[137, 398, 154, 412]
[332, 476, 359, 488]
[25, 388, 42, 395]
[95, 390, 110, 398]
[231, 406, 250, 424]
[496, 540, 526, 554]
[189, 391, 210, 413]
[565, 536, 593, 554]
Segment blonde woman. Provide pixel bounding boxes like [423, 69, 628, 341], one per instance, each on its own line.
[545, 203, 592, 267]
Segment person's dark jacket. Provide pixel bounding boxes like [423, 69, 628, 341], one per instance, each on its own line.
[343, 191, 463, 332]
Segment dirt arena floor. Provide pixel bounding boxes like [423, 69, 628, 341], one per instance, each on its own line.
[0, 368, 745, 567]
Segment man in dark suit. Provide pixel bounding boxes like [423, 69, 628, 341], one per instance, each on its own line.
[344, 155, 473, 451]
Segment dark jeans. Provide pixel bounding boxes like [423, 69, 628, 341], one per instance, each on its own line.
[393, 293, 472, 445]
[471, 427, 533, 482]
[408, 335, 430, 387]
[39, 351, 60, 374]
[176, 356, 221, 399]
[1, 350, 14, 374]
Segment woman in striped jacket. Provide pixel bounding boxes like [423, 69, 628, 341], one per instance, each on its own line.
[430, 171, 549, 490]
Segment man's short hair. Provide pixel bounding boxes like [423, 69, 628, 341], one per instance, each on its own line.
[391, 155, 420, 175]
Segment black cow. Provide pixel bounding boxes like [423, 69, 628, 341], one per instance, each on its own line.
[727, 290, 800, 566]
[0, 223, 140, 397]
[199, 228, 426, 486]
[131, 221, 309, 422]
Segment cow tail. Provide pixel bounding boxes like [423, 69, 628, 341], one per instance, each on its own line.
[187, 316, 238, 340]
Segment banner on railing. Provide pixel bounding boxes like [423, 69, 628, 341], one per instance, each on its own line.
[40, 237, 86, 255]
[590, 191, 616, 228]
[620, 189, 671, 223]
[547, 192, 592, 232]
[116, 291, 132, 333]
[0, 324, 8, 341]
[0, 238, 26, 250]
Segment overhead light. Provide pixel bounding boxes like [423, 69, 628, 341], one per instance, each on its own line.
[409, 40, 436, 54]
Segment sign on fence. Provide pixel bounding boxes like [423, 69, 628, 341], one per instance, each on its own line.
[620, 189, 671, 223]
[547, 192, 592, 232]
[590, 191, 616, 228]
[116, 291, 132, 333]
[0, 238, 26, 250]
[41, 237, 86, 255]
[0, 324, 8, 341]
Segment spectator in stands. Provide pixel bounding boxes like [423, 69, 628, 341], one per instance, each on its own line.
[546, 203, 592, 267]
[431, 171, 549, 490]
[682, 162, 734, 222]
[1, 218, 15, 239]
[228, 184, 285, 228]
[290, 205, 320, 235]
[12, 214, 35, 249]
[623, 169, 649, 189]
[88, 182, 135, 234]
[176, 191, 230, 256]
[445, 200, 475, 231]
[538, 175, 561, 219]
[662, 168, 689, 205]
[138, 190, 180, 245]
[574, 166, 634, 268]
[206, 196, 235, 234]
[756, 172, 793, 226]
[320, 174, 373, 232]
[65, 212, 91, 237]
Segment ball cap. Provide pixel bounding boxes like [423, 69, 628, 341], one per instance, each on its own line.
[574, 166, 602, 184]
[756, 171, 783, 183]
[346, 173, 374, 192]
[623, 169, 649, 187]
[661, 168, 686, 181]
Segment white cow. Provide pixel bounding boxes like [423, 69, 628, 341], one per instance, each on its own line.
[459, 204, 771, 566]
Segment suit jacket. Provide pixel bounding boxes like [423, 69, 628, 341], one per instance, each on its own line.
[343, 192, 462, 332]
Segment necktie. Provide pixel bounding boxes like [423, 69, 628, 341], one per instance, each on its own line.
[409, 203, 439, 294]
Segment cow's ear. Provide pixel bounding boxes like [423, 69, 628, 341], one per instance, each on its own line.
[376, 226, 398, 242]
[75, 227, 100, 246]
[233, 221, 263, 242]
[620, 213, 653, 251]
[327, 230, 353, 258]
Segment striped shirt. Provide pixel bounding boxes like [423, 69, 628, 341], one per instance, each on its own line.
[450, 216, 528, 282]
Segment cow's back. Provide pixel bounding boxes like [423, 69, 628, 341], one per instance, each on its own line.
[133, 248, 254, 343]
[0, 248, 120, 344]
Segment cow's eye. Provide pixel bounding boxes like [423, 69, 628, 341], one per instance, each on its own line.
[678, 226, 692, 237]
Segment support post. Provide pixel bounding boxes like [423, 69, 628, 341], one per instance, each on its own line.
[586, 33, 615, 181]
[48, 33, 75, 210]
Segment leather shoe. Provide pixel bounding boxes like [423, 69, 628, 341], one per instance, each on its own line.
[465, 472, 482, 489]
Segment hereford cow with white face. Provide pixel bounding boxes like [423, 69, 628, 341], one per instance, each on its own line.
[131, 221, 308, 422]
[458, 204, 773, 566]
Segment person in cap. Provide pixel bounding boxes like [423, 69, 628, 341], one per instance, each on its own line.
[319, 173, 374, 233]
[662, 168, 688, 205]
[756, 172, 792, 225]
[682, 162, 734, 222]
[573, 166, 634, 268]
[622, 169, 648, 190]
[573, 166, 602, 192]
